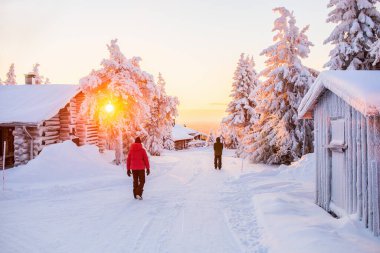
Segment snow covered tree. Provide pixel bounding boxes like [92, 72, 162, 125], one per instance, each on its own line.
[219, 122, 238, 149]
[144, 73, 179, 156]
[222, 53, 259, 155]
[370, 38, 380, 66]
[31, 63, 44, 84]
[245, 7, 316, 164]
[207, 131, 215, 146]
[5, 64, 16, 85]
[163, 133, 175, 150]
[324, 0, 380, 70]
[80, 39, 156, 164]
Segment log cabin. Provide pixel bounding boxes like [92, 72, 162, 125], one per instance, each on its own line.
[298, 70, 380, 236]
[0, 77, 102, 168]
[172, 124, 196, 150]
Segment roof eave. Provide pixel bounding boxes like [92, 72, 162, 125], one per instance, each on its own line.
[0, 122, 39, 127]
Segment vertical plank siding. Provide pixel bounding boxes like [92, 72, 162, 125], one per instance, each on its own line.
[314, 91, 380, 235]
[362, 114, 368, 228]
[368, 116, 374, 232]
[373, 117, 380, 236]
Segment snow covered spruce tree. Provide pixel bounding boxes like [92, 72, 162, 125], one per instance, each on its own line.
[324, 0, 380, 70]
[144, 73, 179, 156]
[31, 63, 49, 84]
[246, 7, 316, 165]
[222, 53, 259, 156]
[5, 63, 17, 85]
[207, 131, 215, 146]
[80, 39, 156, 164]
[219, 122, 239, 149]
[370, 39, 380, 66]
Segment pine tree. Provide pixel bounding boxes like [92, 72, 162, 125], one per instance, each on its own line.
[163, 133, 175, 150]
[246, 7, 316, 164]
[160, 75, 179, 152]
[5, 64, 16, 85]
[370, 38, 380, 66]
[145, 73, 179, 156]
[31, 63, 50, 84]
[80, 39, 156, 164]
[324, 0, 380, 70]
[207, 131, 215, 146]
[31, 63, 46, 84]
[222, 53, 259, 155]
[219, 122, 238, 149]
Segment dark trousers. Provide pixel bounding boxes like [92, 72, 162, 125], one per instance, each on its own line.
[132, 170, 145, 197]
[214, 155, 222, 169]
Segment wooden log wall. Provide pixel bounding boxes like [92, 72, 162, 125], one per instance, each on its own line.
[72, 92, 100, 148]
[41, 114, 60, 146]
[59, 105, 71, 141]
[314, 90, 380, 236]
[12, 126, 42, 166]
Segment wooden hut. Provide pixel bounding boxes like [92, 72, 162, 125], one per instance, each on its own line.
[172, 124, 194, 150]
[0, 84, 100, 168]
[298, 70, 380, 236]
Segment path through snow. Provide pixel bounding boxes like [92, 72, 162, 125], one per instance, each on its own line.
[0, 143, 265, 253]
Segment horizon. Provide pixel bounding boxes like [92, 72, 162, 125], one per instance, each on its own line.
[1, 0, 335, 134]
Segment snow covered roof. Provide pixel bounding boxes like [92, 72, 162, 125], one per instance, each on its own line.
[0, 84, 80, 125]
[298, 71, 380, 118]
[172, 124, 194, 141]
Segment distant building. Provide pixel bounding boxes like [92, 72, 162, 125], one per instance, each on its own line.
[299, 71, 380, 236]
[0, 79, 100, 168]
[172, 124, 206, 150]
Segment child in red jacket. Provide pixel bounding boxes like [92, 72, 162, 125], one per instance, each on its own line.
[127, 137, 150, 200]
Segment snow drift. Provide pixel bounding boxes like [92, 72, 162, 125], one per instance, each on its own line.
[4, 141, 122, 190]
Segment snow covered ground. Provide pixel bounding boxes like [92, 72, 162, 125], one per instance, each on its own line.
[0, 141, 379, 253]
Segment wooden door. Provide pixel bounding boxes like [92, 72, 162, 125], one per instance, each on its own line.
[329, 118, 346, 213]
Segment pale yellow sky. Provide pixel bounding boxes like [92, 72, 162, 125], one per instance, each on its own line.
[0, 0, 334, 133]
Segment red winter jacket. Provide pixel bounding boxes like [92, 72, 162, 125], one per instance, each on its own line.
[127, 143, 150, 170]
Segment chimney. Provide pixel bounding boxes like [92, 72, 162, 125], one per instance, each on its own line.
[25, 73, 36, 85]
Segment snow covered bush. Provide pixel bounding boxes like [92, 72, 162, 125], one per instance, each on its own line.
[80, 39, 156, 164]
[245, 7, 316, 165]
[144, 73, 179, 156]
[222, 54, 259, 155]
[324, 0, 380, 70]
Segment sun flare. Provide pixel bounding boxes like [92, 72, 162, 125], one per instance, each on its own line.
[105, 102, 115, 113]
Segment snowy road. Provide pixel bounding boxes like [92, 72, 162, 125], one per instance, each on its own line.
[1, 142, 379, 253]
[0, 145, 265, 253]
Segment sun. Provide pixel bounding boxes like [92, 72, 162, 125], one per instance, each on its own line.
[105, 102, 115, 113]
